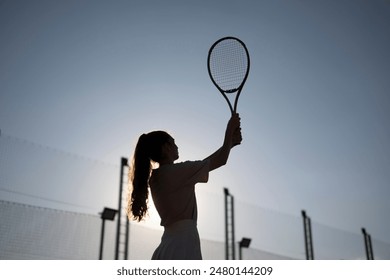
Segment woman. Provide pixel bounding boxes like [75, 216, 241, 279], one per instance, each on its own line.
[127, 114, 242, 259]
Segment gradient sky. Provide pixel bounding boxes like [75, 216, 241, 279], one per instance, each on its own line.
[1, 0, 390, 253]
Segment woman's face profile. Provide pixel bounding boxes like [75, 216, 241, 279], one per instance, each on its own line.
[161, 137, 179, 163]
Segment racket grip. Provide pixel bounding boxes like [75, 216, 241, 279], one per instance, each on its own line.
[232, 127, 242, 147]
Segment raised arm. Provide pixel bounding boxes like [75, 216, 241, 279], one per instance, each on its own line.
[204, 113, 242, 171]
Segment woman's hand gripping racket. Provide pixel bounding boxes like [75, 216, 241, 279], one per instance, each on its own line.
[207, 37, 250, 115]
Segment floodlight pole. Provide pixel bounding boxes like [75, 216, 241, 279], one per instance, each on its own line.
[238, 238, 252, 260]
[99, 218, 107, 260]
[99, 207, 117, 260]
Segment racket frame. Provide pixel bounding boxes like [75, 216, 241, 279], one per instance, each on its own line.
[207, 36, 250, 115]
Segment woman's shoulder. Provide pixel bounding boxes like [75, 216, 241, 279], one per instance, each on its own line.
[153, 160, 210, 175]
[173, 160, 209, 170]
[154, 160, 208, 175]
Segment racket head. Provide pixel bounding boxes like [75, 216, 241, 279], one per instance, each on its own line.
[207, 37, 250, 95]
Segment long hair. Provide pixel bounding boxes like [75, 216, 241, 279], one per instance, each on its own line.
[127, 131, 171, 222]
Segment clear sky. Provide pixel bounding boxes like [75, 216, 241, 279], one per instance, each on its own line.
[1, 0, 390, 255]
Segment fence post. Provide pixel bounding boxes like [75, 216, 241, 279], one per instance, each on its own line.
[302, 210, 314, 260]
[224, 188, 235, 260]
[115, 157, 129, 260]
[362, 228, 374, 260]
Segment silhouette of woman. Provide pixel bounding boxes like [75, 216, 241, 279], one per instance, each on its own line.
[127, 114, 242, 260]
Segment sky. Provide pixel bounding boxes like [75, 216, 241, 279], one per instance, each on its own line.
[1, 0, 390, 256]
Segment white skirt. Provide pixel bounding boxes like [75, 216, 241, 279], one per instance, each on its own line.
[152, 219, 202, 260]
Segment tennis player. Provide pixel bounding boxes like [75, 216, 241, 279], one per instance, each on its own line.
[127, 114, 242, 259]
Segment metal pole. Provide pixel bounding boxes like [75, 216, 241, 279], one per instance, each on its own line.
[124, 219, 130, 259]
[231, 195, 236, 260]
[238, 242, 242, 260]
[115, 157, 128, 260]
[362, 228, 370, 260]
[224, 188, 229, 260]
[307, 216, 314, 260]
[302, 210, 309, 260]
[367, 233, 374, 260]
[364, 230, 374, 260]
[99, 219, 106, 260]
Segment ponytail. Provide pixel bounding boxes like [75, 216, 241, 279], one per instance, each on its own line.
[127, 131, 171, 222]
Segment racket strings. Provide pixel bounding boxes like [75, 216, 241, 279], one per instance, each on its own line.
[209, 39, 248, 92]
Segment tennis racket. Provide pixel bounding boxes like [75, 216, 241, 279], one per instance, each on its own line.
[207, 36, 250, 115]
